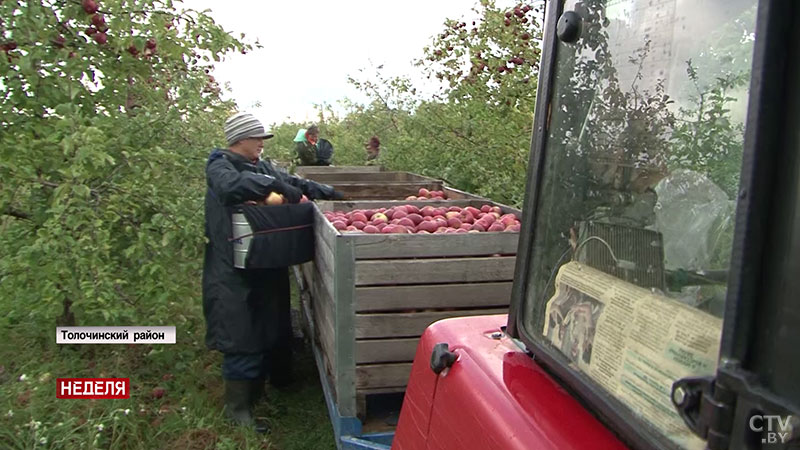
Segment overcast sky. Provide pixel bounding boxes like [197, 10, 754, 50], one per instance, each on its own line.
[179, 0, 489, 127]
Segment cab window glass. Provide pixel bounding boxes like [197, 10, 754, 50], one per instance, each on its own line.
[523, 0, 756, 447]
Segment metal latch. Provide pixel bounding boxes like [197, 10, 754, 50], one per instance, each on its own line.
[430, 343, 457, 375]
[672, 376, 736, 450]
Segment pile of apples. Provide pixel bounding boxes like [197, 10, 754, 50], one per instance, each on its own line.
[323, 204, 521, 234]
[405, 188, 448, 201]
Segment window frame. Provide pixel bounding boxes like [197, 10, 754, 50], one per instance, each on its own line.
[507, 0, 796, 448]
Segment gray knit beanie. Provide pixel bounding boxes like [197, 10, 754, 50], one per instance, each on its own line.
[224, 112, 274, 145]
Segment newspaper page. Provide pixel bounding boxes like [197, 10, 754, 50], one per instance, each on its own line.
[543, 261, 722, 450]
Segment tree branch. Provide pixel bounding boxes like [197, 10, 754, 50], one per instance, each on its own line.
[2, 207, 31, 220]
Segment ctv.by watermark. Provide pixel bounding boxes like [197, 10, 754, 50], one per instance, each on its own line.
[749, 414, 798, 444]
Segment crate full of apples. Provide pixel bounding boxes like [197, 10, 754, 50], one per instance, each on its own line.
[322, 203, 521, 234]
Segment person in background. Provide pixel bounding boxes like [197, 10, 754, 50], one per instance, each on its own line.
[294, 124, 333, 166]
[365, 135, 382, 165]
[203, 112, 342, 433]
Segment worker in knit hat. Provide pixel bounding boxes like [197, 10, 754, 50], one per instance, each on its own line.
[202, 112, 343, 433]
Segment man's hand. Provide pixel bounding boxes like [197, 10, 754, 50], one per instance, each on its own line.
[271, 179, 303, 204]
[331, 190, 345, 200]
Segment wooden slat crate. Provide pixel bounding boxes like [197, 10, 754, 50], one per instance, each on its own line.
[295, 169, 487, 201]
[294, 166, 385, 177]
[298, 199, 521, 418]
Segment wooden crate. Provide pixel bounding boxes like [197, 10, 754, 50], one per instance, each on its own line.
[295, 166, 385, 177]
[298, 199, 521, 418]
[320, 181, 447, 201]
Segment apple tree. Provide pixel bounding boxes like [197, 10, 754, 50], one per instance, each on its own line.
[0, 0, 253, 327]
[341, 0, 544, 206]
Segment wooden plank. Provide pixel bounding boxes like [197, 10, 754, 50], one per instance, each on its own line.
[321, 199, 485, 212]
[295, 166, 384, 177]
[301, 286, 335, 384]
[443, 186, 487, 200]
[355, 256, 516, 286]
[356, 338, 420, 364]
[355, 387, 408, 395]
[312, 229, 335, 296]
[312, 203, 336, 257]
[330, 182, 443, 200]
[356, 363, 413, 389]
[349, 233, 520, 259]
[355, 308, 509, 338]
[309, 264, 336, 372]
[312, 283, 336, 376]
[302, 172, 438, 183]
[355, 282, 513, 312]
[333, 237, 358, 417]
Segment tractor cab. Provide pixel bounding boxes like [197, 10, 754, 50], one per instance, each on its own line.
[393, 0, 799, 449]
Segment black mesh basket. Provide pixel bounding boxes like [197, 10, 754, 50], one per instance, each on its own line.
[236, 202, 315, 269]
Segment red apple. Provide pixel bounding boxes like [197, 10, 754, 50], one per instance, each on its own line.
[418, 188, 430, 197]
[499, 214, 517, 226]
[406, 195, 418, 201]
[447, 206, 462, 212]
[363, 225, 380, 234]
[393, 209, 408, 220]
[445, 211, 460, 220]
[397, 218, 415, 228]
[472, 223, 486, 232]
[480, 205, 492, 213]
[447, 217, 463, 228]
[82, 0, 99, 14]
[420, 206, 436, 217]
[465, 207, 481, 218]
[455, 228, 468, 233]
[332, 220, 347, 231]
[151, 387, 165, 399]
[460, 223, 473, 231]
[488, 222, 505, 232]
[406, 205, 420, 214]
[406, 213, 423, 225]
[417, 221, 438, 233]
[352, 221, 366, 230]
[91, 14, 105, 29]
[351, 212, 368, 223]
[93, 32, 107, 44]
[381, 225, 395, 233]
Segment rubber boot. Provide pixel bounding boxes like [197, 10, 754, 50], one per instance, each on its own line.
[250, 377, 266, 407]
[224, 380, 269, 434]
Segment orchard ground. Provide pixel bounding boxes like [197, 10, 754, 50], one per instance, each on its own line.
[0, 277, 334, 450]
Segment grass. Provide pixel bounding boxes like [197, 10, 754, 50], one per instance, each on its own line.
[0, 277, 335, 450]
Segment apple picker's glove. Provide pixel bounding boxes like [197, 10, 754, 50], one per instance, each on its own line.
[270, 179, 303, 204]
